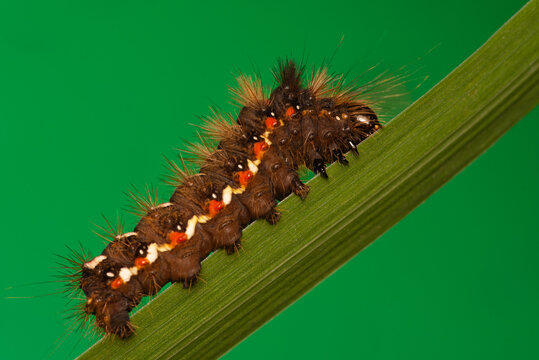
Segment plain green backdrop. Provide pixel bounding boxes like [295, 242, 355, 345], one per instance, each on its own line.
[0, 0, 537, 359]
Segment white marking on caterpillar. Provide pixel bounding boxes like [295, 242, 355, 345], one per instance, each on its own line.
[146, 243, 159, 263]
[106, 272, 115, 278]
[211, 193, 217, 199]
[271, 112, 275, 116]
[296, 105, 300, 109]
[349, 141, 356, 148]
[222, 186, 232, 205]
[116, 232, 137, 239]
[237, 164, 243, 170]
[85, 255, 106, 269]
[247, 159, 259, 174]
[232, 187, 246, 195]
[154, 202, 173, 209]
[261, 131, 272, 145]
[197, 215, 210, 223]
[336, 116, 341, 121]
[356, 115, 369, 124]
[119, 267, 133, 282]
[177, 225, 182, 231]
[157, 244, 172, 252]
[186, 216, 198, 238]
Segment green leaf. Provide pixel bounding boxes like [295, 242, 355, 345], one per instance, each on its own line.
[78, 1, 538, 359]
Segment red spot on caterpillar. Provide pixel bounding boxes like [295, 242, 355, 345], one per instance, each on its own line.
[285, 106, 295, 117]
[208, 200, 225, 217]
[254, 141, 268, 159]
[134, 257, 150, 269]
[238, 170, 253, 186]
[265, 116, 278, 129]
[110, 277, 124, 290]
[169, 231, 187, 246]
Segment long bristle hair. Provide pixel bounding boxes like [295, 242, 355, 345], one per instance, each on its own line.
[92, 213, 124, 244]
[163, 154, 197, 188]
[229, 73, 268, 110]
[179, 134, 217, 166]
[307, 67, 338, 98]
[125, 184, 160, 217]
[53, 244, 91, 301]
[198, 108, 241, 143]
[273, 59, 304, 90]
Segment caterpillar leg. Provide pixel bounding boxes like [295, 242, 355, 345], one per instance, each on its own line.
[225, 238, 242, 255]
[266, 127, 310, 200]
[292, 177, 310, 200]
[346, 103, 382, 146]
[265, 207, 281, 225]
[300, 112, 329, 178]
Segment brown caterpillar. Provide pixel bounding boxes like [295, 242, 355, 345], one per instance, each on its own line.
[64, 59, 382, 338]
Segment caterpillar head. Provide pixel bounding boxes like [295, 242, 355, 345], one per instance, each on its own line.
[81, 257, 137, 338]
[85, 289, 134, 338]
[347, 103, 381, 140]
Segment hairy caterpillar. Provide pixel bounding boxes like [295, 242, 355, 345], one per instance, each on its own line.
[64, 59, 382, 338]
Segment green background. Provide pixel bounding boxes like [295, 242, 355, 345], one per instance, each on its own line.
[0, 0, 537, 359]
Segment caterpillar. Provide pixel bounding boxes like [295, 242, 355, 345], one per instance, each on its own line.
[64, 59, 382, 338]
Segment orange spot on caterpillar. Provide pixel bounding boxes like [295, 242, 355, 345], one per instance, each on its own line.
[265, 116, 278, 129]
[253, 141, 268, 159]
[110, 277, 124, 290]
[134, 257, 150, 269]
[238, 170, 253, 186]
[285, 106, 295, 117]
[208, 200, 225, 217]
[169, 231, 187, 246]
